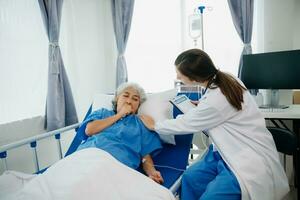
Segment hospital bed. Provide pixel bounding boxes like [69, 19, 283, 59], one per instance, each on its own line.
[0, 90, 204, 198]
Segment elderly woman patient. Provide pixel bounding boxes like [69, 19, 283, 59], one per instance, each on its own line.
[77, 82, 163, 184]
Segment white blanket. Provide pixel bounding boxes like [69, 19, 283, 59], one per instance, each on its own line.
[0, 148, 175, 200]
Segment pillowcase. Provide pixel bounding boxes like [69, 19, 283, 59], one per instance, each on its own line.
[138, 89, 177, 145]
[92, 93, 114, 111]
[92, 89, 178, 145]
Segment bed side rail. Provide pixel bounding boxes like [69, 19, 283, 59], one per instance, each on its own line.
[0, 123, 80, 173]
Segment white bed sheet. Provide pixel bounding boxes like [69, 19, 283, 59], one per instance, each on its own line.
[0, 148, 175, 200]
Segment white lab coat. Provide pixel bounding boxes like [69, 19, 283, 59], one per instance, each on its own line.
[155, 87, 289, 200]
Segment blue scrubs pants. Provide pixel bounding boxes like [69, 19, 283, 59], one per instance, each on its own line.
[181, 145, 241, 200]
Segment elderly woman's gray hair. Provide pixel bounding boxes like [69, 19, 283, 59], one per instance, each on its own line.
[112, 82, 147, 112]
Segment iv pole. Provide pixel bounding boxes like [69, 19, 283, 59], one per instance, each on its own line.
[188, 6, 210, 151]
[198, 6, 205, 50]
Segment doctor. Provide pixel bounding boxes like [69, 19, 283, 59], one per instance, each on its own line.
[140, 49, 289, 200]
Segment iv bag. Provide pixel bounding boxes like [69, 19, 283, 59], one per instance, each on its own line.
[188, 14, 202, 40]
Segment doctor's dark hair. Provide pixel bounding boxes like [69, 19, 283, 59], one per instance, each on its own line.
[111, 82, 147, 112]
[175, 49, 246, 110]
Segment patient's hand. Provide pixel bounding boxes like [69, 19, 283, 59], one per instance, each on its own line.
[139, 115, 155, 131]
[118, 103, 133, 117]
[148, 170, 164, 184]
[190, 100, 199, 106]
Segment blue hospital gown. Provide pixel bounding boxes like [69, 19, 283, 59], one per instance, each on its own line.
[77, 108, 162, 169]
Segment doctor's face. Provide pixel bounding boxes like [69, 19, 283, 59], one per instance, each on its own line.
[116, 87, 141, 114]
[176, 68, 198, 85]
[176, 68, 208, 87]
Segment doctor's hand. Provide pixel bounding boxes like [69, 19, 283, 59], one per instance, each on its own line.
[139, 115, 155, 131]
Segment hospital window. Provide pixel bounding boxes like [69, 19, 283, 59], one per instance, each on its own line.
[126, 0, 181, 93]
[126, 0, 244, 93]
[0, 0, 48, 124]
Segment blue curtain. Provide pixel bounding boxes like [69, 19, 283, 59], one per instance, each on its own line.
[227, 0, 254, 78]
[111, 0, 135, 88]
[38, 0, 78, 131]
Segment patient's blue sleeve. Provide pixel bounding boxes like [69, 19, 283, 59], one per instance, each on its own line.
[79, 108, 112, 134]
[139, 119, 162, 157]
[81, 108, 106, 125]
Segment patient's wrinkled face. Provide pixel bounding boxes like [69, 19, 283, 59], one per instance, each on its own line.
[116, 87, 141, 114]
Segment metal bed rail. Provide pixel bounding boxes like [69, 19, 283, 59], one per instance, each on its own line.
[0, 123, 80, 172]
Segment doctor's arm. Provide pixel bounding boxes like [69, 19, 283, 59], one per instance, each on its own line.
[142, 154, 164, 184]
[155, 103, 224, 135]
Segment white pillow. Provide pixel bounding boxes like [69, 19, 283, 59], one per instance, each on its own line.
[138, 89, 177, 145]
[92, 93, 114, 111]
[92, 89, 178, 145]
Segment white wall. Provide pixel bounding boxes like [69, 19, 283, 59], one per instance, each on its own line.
[256, 0, 298, 52]
[293, 0, 300, 49]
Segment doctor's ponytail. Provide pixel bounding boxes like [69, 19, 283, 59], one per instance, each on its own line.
[175, 49, 246, 111]
[212, 70, 246, 110]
